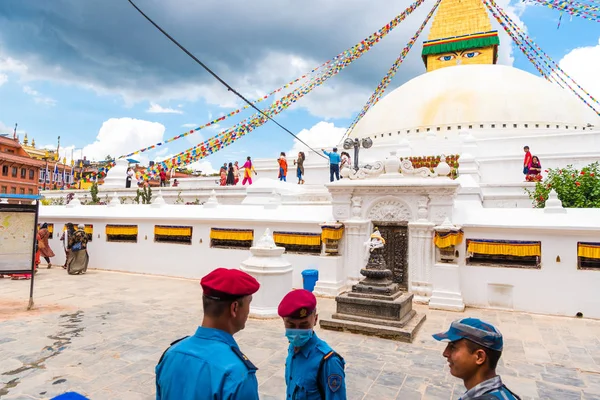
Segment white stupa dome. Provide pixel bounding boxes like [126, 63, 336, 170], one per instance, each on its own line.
[349, 64, 600, 140]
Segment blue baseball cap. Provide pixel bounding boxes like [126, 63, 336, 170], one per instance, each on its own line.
[432, 318, 503, 352]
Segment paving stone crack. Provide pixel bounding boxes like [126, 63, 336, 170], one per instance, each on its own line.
[0, 310, 85, 398]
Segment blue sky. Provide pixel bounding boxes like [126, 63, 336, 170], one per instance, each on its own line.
[0, 0, 598, 174]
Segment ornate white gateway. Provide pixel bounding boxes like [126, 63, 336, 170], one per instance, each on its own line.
[326, 153, 465, 311]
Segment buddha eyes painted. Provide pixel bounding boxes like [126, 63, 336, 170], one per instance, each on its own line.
[436, 50, 481, 63]
[438, 54, 456, 61]
[463, 51, 481, 58]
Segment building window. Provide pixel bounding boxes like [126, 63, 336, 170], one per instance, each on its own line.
[20, 168, 26, 179]
[12, 167, 17, 177]
[29, 169, 35, 180]
[39, 169, 45, 182]
[1, 186, 6, 194]
[28, 189, 33, 195]
[273, 231, 322, 254]
[19, 188, 25, 194]
[106, 224, 136, 243]
[577, 242, 600, 270]
[154, 225, 193, 245]
[10, 187, 16, 194]
[210, 228, 253, 249]
[466, 239, 541, 268]
[6, 149, 14, 154]
[2, 166, 7, 176]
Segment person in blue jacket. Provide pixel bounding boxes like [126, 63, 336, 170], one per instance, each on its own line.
[155, 268, 261, 400]
[321, 147, 341, 182]
[433, 318, 521, 400]
[278, 289, 346, 399]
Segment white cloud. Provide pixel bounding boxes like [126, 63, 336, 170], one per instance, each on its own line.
[289, 121, 346, 158]
[0, 73, 7, 87]
[187, 160, 217, 175]
[146, 102, 184, 114]
[80, 118, 166, 164]
[23, 85, 56, 106]
[558, 37, 600, 109]
[181, 123, 198, 128]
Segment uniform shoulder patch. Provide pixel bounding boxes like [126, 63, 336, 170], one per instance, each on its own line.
[230, 346, 258, 371]
[327, 374, 343, 392]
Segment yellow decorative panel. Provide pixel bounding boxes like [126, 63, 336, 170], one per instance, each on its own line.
[426, 46, 496, 72]
[427, 0, 493, 41]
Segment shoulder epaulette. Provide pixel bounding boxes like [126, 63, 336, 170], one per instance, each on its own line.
[230, 346, 258, 371]
[158, 335, 189, 365]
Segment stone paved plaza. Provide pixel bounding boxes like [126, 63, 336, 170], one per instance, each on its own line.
[1, 269, 600, 400]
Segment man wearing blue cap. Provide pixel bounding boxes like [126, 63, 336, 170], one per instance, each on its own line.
[433, 318, 521, 400]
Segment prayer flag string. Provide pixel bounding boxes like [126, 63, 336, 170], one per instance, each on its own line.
[524, 0, 599, 22]
[116, 0, 429, 162]
[343, 0, 443, 139]
[485, 0, 600, 116]
[121, 0, 429, 181]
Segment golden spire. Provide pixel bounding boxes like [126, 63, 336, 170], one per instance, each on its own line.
[23, 133, 28, 145]
[422, 0, 499, 72]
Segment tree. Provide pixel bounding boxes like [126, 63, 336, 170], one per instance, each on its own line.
[526, 162, 600, 208]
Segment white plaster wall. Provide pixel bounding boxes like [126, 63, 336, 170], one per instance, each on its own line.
[457, 227, 600, 319]
[39, 205, 339, 290]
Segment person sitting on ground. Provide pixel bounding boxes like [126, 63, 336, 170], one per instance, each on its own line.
[433, 318, 521, 400]
[525, 156, 542, 182]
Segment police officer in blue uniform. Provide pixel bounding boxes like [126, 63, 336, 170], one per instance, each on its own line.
[155, 268, 261, 400]
[278, 289, 346, 400]
[433, 318, 521, 400]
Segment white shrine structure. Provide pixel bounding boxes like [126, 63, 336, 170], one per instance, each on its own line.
[32, 0, 600, 321]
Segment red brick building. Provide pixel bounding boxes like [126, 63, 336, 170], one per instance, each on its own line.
[0, 135, 45, 195]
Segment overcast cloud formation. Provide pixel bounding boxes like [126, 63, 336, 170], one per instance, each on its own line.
[0, 0, 526, 119]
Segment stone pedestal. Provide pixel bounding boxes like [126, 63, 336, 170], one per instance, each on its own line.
[320, 241, 425, 342]
[240, 229, 293, 318]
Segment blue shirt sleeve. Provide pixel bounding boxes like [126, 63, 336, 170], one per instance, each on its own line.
[323, 150, 331, 157]
[319, 355, 346, 400]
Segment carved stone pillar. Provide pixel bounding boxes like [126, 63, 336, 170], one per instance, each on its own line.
[408, 221, 435, 304]
[341, 220, 371, 283]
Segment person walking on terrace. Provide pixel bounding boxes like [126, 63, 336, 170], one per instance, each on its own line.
[66, 224, 89, 275]
[322, 147, 341, 182]
[155, 268, 260, 400]
[37, 222, 55, 269]
[433, 318, 521, 399]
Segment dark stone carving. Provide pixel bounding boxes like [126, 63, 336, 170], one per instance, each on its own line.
[378, 224, 409, 289]
[320, 227, 425, 343]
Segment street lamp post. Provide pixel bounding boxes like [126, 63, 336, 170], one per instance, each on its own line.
[343, 137, 373, 170]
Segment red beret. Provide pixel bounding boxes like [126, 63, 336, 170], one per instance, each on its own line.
[278, 289, 317, 318]
[200, 268, 260, 300]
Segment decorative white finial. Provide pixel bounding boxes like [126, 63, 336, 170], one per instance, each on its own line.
[204, 190, 219, 208]
[255, 228, 277, 249]
[544, 189, 566, 214]
[434, 154, 451, 177]
[67, 193, 81, 208]
[108, 192, 120, 207]
[151, 190, 166, 207]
